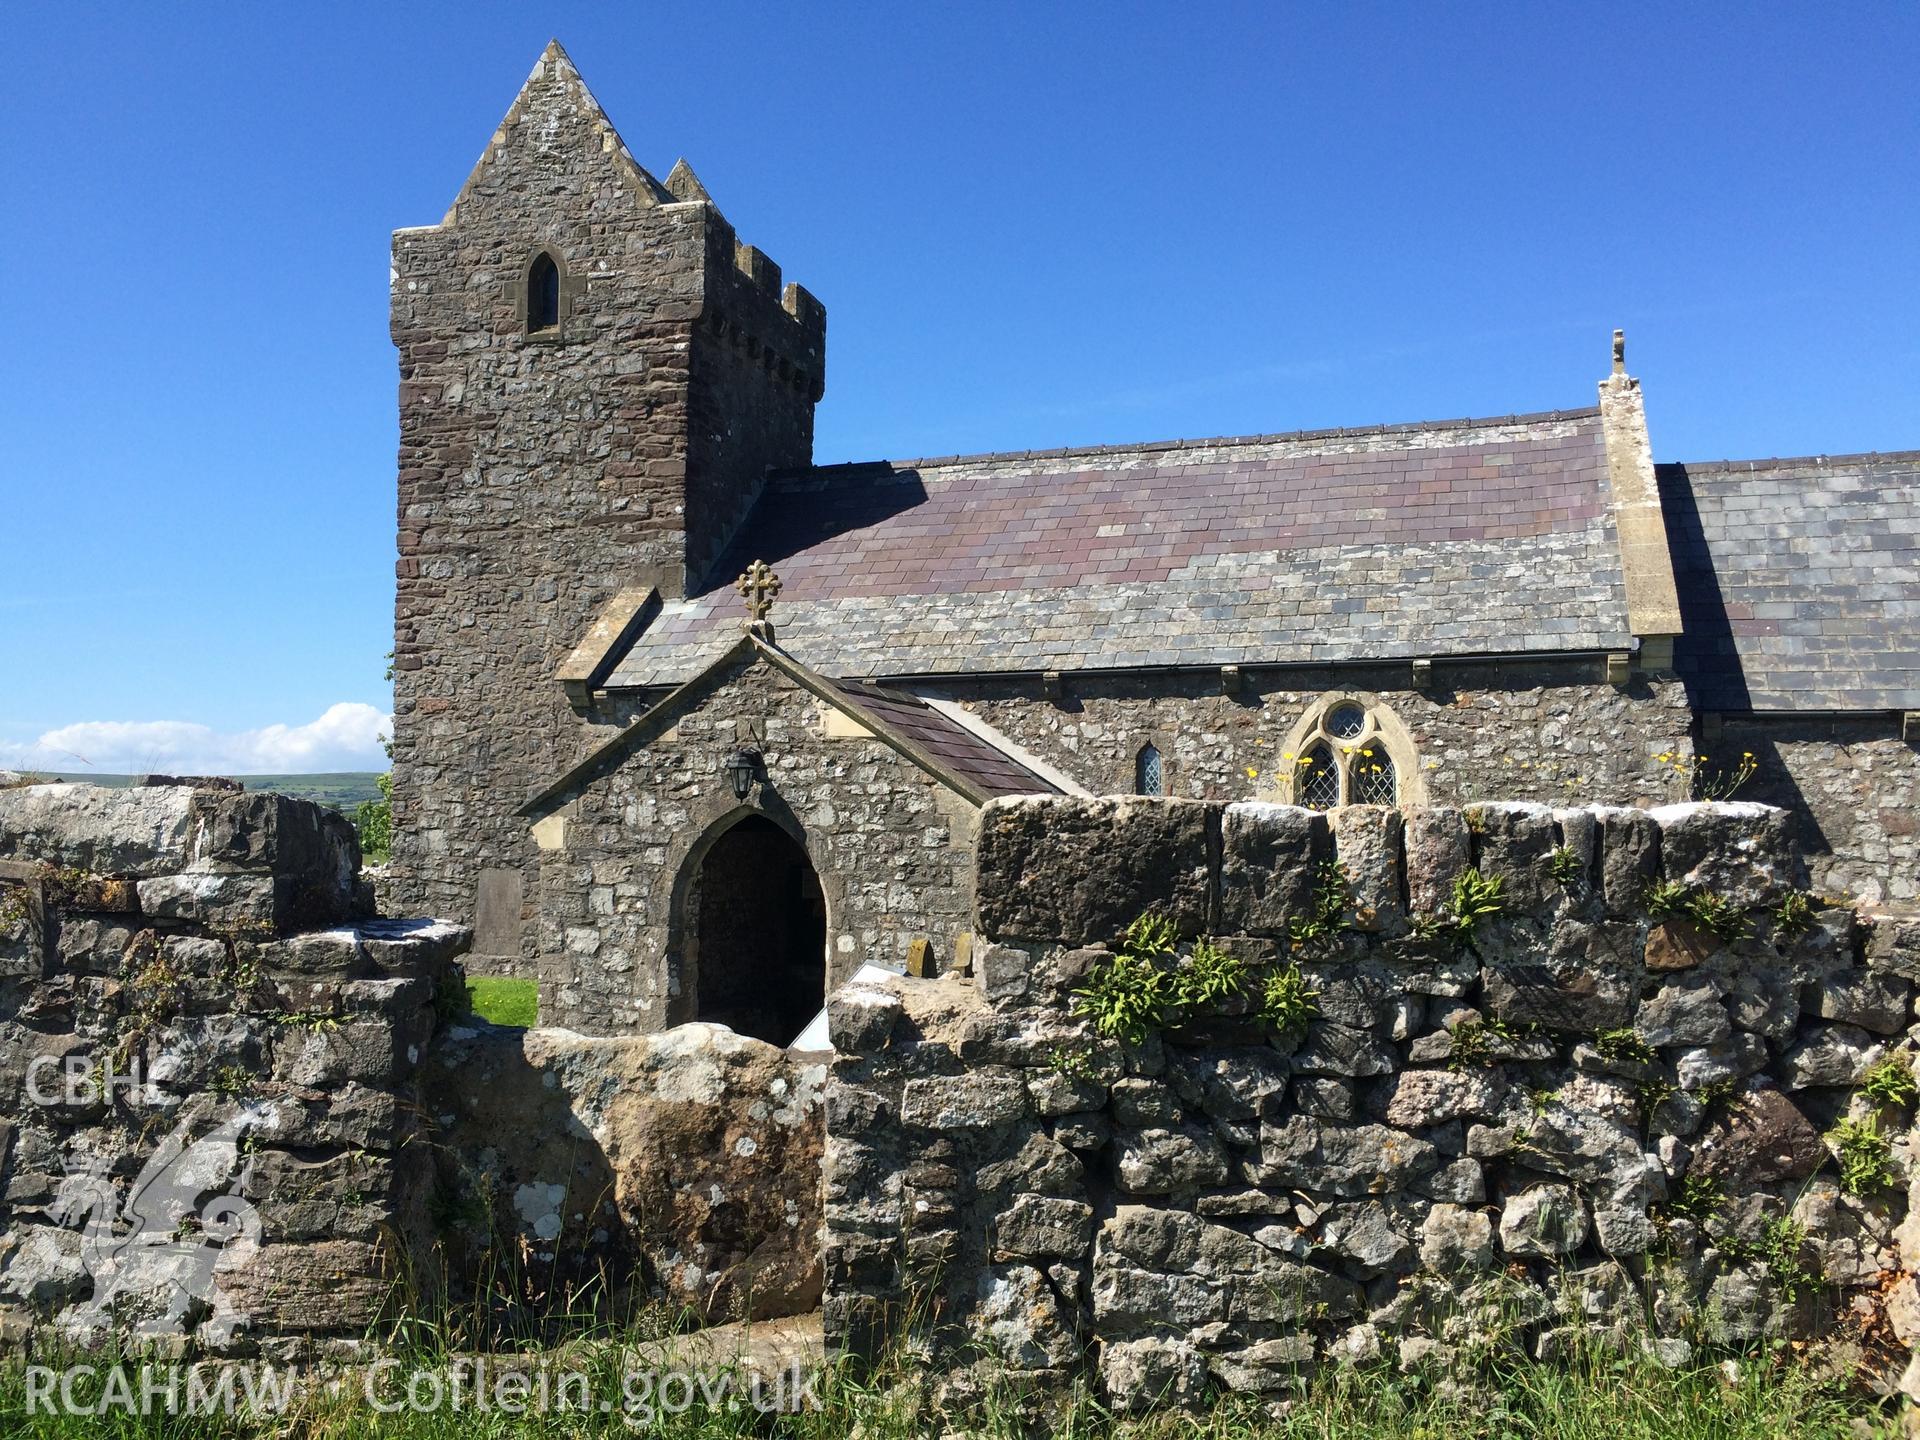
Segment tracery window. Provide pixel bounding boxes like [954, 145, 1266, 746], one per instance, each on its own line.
[1134, 742, 1164, 797]
[1283, 697, 1417, 809]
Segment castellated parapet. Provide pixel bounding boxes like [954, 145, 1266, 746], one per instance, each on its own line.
[387, 41, 825, 950]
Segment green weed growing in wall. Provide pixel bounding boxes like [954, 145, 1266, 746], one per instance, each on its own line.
[1172, 938, 1248, 1014]
[1046, 1045, 1097, 1082]
[0, 884, 27, 933]
[1828, 1115, 1898, 1195]
[1772, 888, 1819, 939]
[1120, 910, 1178, 961]
[1684, 889, 1749, 943]
[1446, 1016, 1522, 1071]
[1445, 868, 1506, 945]
[1754, 1216, 1819, 1304]
[1643, 879, 1694, 921]
[1413, 867, 1507, 951]
[1545, 846, 1584, 887]
[1257, 961, 1319, 1038]
[1595, 1027, 1655, 1067]
[1861, 1055, 1919, 1110]
[1665, 1172, 1725, 1224]
[1288, 862, 1353, 952]
[1073, 911, 1181, 1046]
[1073, 951, 1172, 1046]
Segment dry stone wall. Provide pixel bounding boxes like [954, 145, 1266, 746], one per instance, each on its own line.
[823, 794, 1920, 1405]
[0, 781, 828, 1357]
[0, 783, 469, 1356]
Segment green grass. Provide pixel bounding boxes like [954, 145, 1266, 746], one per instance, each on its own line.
[0, 1331, 1891, 1438]
[465, 977, 538, 1028]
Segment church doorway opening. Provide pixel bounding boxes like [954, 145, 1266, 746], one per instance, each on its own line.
[689, 815, 827, 1047]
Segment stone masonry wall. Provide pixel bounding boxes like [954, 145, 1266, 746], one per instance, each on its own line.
[388, 47, 823, 969]
[535, 651, 975, 1035]
[823, 794, 1920, 1406]
[931, 663, 1693, 807]
[0, 783, 469, 1357]
[1716, 714, 1920, 907]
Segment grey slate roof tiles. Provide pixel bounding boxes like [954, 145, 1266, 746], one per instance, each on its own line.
[1661, 451, 1920, 712]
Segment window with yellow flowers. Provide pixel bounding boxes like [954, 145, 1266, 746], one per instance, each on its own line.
[1276, 696, 1424, 810]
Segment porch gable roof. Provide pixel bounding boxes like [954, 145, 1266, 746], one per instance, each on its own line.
[520, 634, 1063, 819]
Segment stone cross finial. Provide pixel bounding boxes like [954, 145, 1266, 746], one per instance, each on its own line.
[736, 560, 783, 634]
[1611, 328, 1626, 376]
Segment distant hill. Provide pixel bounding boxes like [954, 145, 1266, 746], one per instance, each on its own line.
[39, 772, 386, 813]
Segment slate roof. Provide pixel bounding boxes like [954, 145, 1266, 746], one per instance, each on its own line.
[1661, 451, 1920, 712]
[829, 681, 1061, 798]
[605, 409, 1634, 688]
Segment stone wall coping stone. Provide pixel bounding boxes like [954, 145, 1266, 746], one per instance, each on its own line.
[975, 795, 1799, 949]
[0, 783, 197, 878]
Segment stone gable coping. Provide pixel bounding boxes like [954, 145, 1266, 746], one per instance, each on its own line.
[1597, 348, 1685, 649]
[554, 585, 661, 705]
[439, 39, 671, 228]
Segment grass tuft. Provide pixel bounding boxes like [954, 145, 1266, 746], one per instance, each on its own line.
[0, 1322, 1895, 1437]
[465, 977, 538, 1028]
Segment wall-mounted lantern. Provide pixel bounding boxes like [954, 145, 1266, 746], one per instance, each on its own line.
[723, 747, 764, 801]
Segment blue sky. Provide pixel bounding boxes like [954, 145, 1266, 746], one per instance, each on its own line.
[2, 4, 1914, 773]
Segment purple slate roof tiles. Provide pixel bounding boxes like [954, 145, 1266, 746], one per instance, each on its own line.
[607, 409, 1635, 688]
[830, 680, 1061, 798]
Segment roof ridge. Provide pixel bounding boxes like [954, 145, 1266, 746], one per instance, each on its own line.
[1658, 447, 1920, 475]
[779, 406, 1602, 480]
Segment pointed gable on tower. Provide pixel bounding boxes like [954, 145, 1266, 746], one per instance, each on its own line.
[441, 39, 673, 226]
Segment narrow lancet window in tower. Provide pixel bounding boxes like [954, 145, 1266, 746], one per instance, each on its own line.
[528, 252, 560, 333]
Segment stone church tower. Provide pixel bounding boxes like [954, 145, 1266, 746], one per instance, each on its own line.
[386, 42, 825, 960]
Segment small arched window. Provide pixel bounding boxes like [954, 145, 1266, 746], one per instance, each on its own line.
[527, 252, 561, 333]
[1135, 742, 1164, 797]
[1281, 697, 1420, 810]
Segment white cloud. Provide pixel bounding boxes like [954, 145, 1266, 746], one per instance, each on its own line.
[0, 703, 391, 776]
